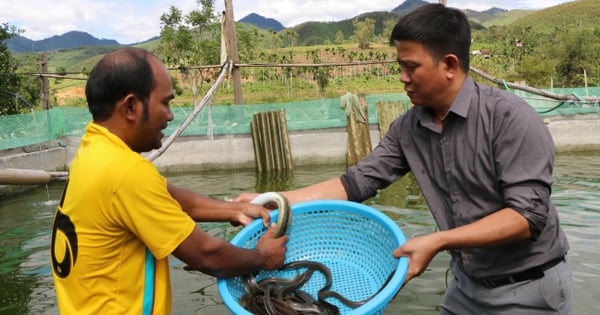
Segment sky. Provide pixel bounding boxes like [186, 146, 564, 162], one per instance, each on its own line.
[1, 0, 575, 45]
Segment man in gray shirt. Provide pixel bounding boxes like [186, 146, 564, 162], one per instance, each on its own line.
[238, 3, 571, 314]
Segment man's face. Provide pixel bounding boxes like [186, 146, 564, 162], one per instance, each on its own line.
[396, 40, 449, 108]
[134, 59, 174, 152]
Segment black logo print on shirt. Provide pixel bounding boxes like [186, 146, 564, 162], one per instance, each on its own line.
[51, 181, 78, 278]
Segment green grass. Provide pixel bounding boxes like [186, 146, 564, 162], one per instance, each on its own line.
[482, 10, 534, 27]
[47, 46, 119, 72]
[45, 41, 401, 107]
[170, 64, 402, 106]
[508, 0, 600, 35]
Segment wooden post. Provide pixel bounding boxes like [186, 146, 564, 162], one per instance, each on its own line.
[584, 68, 588, 96]
[223, 0, 243, 104]
[250, 109, 293, 172]
[40, 52, 50, 110]
[220, 11, 228, 65]
[342, 93, 372, 167]
[376, 100, 408, 140]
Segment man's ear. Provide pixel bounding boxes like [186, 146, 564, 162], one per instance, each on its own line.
[117, 94, 139, 122]
[442, 54, 460, 79]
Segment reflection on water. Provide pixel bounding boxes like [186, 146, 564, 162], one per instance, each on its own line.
[1, 153, 600, 314]
[0, 188, 58, 315]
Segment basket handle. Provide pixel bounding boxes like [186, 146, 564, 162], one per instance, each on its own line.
[250, 192, 291, 238]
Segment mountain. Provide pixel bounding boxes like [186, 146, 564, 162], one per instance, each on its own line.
[391, 0, 430, 15]
[392, 1, 511, 23]
[293, 11, 399, 46]
[465, 7, 508, 24]
[239, 13, 285, 32]
[3, 1, 546, 54]
[5, 31, 120, 53]
[507, 0, 599, 35]
[289, 0, 524, 45]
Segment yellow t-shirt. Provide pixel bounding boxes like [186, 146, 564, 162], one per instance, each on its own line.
[51, 122, 196, 315]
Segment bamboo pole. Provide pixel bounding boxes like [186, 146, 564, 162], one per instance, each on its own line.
[376, 100, 408, 140]
[470, 66, 600, 102]
[342, 93, 372, 167]
[146, 62, 229, 162]
[250, 109, 293, 172]
[2, 64, 229, 186]
[0, 168, 67, 185]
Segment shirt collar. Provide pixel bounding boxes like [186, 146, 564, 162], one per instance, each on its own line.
[449, 76, 475, 118]
[85, 121, 131, 151]
[416, 76, 475, 128]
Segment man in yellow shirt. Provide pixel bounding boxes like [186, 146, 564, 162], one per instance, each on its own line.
[50, 47, 288, 314]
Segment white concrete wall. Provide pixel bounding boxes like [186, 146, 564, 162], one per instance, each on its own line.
[148, 127, 380, 172]
[1, 114, 599, 196]
[544, 114, 600, 151]
[2, 115, 599, 174]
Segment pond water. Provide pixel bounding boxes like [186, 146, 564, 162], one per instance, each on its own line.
[1, 152, 599, 315]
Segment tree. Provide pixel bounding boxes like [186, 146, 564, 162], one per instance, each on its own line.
[353, 18, 375, 50]
[517, 55, 555, 88]
[236, 26, 259, 62]
[382, 18, 397, 42]
[307, 49, 331, 96]
[54, 66, 67, 84]
[157, 0, 220, 105]
[0, 23, 26, 115]
[13, 53, 41, 108]
[334, 30, 345, 45]
[554, 29, 595, 87]
[285, 29, 299, 47]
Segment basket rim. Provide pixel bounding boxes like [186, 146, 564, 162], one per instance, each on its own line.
[217, 199, 409, 315]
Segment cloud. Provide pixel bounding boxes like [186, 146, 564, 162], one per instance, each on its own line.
[227, 0, 398, 27]
[0, 0, 573, 44]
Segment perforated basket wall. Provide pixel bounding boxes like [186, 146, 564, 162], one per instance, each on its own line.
[217, 200, 409, 315]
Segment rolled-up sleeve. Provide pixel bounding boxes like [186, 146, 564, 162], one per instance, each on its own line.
[341, 117, 411, 202]
[503, 184, 551, 240]
[493, 96, 556, 240]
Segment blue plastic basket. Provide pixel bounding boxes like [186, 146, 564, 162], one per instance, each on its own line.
[217, 200, 409, 315]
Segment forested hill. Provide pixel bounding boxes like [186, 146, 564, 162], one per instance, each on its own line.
[239, 13, 285, 32]
[257, 0, 531, 46]
[391, 0, 429, 15]
[7, 0, 598, 55]
[6, 31, 120, 53]
[507, 0, 600, 34]
[6, 0, 537, 53]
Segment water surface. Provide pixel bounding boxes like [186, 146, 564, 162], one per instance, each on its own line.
[1, 153, 599, 314]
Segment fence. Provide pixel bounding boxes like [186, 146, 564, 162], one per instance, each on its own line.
[0, 93, 409, 151]
[1, 89, 598, 151]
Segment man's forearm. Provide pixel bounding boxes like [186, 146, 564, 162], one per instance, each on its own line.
[167, 182, 233, 221]
[434, 207, 532, 251]
[282, 177, 349, 204]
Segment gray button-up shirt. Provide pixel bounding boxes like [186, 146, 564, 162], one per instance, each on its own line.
[340, 76, 569, 279]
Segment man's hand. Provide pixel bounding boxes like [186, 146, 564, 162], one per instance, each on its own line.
[234, 192, 260, 204]
[230, 202, 271, 227]
[232, 192, 283, 227]
[393, 233, 442, 285]
[255, 224, 289, 270]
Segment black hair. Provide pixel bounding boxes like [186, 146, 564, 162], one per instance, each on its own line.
[85, 47, 156, 121]
[389, 3, 471, 73]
